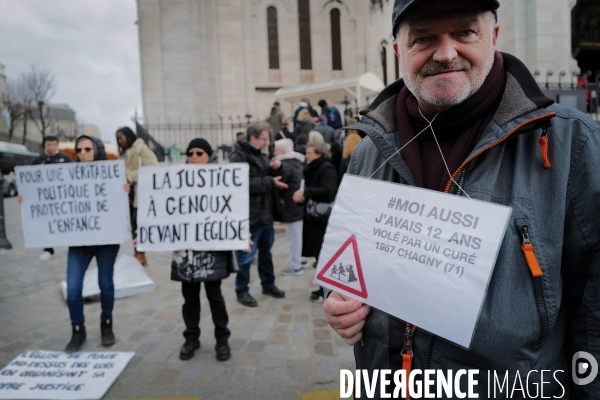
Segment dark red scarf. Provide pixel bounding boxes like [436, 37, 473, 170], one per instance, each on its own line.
[396, 51, 506, 191]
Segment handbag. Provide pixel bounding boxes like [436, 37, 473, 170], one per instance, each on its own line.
[305, 198, 334, 223]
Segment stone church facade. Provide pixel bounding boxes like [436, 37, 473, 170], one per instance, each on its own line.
[136, 0, 599, 144]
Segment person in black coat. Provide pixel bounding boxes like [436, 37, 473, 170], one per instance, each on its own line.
[229, 122, 288, 307]
[272, 139, 305, 276]
[293, 142, 339, 300]
[31, 135, 72, 260]
[172, 138, 233, 362]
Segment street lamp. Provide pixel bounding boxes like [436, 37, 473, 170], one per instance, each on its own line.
[546, 70, 553, 89]
[558, 70, 566, 90]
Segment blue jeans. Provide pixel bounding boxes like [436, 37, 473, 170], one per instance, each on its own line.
[66, 245, 120, 326]
[235, 219, 276, 297]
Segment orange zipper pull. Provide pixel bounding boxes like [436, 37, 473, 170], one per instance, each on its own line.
[402, 324, 415, 400]
[538, 136, 551, 169]
[517, 224, 543, 277]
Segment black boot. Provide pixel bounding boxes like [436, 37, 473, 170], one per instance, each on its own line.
[215, 341, 231, 361]
[179, 339, 200, 360]
[310, 288, 324, 301]
[65, 325, 86, 353]
[100, 319, 116, 346]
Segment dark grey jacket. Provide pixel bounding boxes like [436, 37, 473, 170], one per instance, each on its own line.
[31, 151, 72, 165]
[344, 53, 600, 398]
[229, 140, 275, 229]
[275, 152, 305, 223]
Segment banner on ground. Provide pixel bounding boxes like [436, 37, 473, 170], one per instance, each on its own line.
[15, 161, 130, 248]
[0, 350, 134, 400]
[315, 174, 512, 349]
[136, 163, 250, 251]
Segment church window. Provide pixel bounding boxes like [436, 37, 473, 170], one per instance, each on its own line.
[267, 7, 280, 69]
[298, 0, 312, 70]
[330, 8, 342, 70]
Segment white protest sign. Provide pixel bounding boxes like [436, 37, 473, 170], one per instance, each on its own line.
[315, 175, 512, 349]
[136, 163, 249, 251]
[15, 161, 130, 248]
[0, 350, 134, 400]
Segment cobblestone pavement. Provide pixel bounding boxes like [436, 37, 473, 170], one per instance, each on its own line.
[0, 197, 354, 399]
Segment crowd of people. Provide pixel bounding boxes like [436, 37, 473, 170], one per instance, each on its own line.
[18, 106, 361, 363]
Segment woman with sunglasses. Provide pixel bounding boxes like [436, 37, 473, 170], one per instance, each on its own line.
[16, 136, 130, 352]
[171, 138, 232, 361]
[59, 135, 130, 352]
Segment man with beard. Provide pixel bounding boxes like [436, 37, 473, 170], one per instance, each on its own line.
[323, 0, 600, 398]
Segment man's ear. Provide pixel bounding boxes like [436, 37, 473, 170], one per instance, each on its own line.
[392, 39, 401, 59]
[492, 24, 500, 48]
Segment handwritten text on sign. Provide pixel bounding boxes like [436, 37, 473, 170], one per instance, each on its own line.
[136, 163, 249, 251]
[15, 161, 130, 248]
[315, 175, 512, 349]
[0, 350, 134, 400]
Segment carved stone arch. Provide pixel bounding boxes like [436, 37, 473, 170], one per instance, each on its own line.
[321, 0, 355, 20]
[255, 0, 294, 13]
[571, 0, 600, 76]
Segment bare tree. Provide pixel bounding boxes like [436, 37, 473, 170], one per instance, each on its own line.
[27, 65, 56, 137]
[1, 74, 32, 142]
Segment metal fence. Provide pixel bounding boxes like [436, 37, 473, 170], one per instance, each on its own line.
[134, 117, 258, 162]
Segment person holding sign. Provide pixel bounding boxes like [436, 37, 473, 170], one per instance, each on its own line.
[19, 135, 130, 353]
[229, 122, 288, 307]
[116, 126, 158, 267]
[322, 0, 600, 398]
[171, 138, 233, 362]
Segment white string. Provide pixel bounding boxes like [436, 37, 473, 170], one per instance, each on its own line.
[368, 113, 440, 179]
[418, 107, 472, 199]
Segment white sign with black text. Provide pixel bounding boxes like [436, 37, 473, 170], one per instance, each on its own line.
[0, 350, 134, 400]
[15, 161, 130, 248]
[136, 163, 249, 251]
[315, 174, 512, 349]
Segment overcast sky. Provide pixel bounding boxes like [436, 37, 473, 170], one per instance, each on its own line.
[0, 0, 141, 143]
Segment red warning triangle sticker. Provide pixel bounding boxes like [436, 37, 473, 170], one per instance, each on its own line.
[317, 235, 368, 299]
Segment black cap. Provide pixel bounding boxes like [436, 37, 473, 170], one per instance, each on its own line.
[392, 0, 500, 37]
[186, 138, 213, 157]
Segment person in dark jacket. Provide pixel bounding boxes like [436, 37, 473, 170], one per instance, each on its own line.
[313, 115, 336, 146]
[293, 142, 338, 300]
[31, 135, 72, 260]
[293, 98, 314, 131]
[275, 118, 296, 143]
[229, 122, 288, 307]
[318, 99, 343, 130]
[295, 109, 316, 138]
[273, 139, 305, 276]
[172, 138, 232, 362]
[266, 101, 285, 142]
[20, 135, 130, 352]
